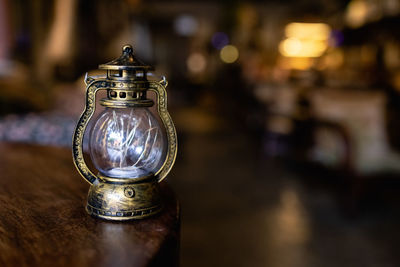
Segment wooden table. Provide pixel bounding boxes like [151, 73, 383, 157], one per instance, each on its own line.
[0, 143, 179, 267]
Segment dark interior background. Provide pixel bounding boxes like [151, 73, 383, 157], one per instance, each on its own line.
[1, 0, 400, 266]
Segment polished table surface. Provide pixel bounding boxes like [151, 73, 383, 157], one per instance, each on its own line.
[0, 143, 179, 267]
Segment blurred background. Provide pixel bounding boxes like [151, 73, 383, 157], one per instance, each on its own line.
[1, 0, 400, 266]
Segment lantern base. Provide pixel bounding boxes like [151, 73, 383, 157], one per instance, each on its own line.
[85, 175, 162, 220]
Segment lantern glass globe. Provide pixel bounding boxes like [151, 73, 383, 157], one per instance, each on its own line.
[89, 108, 166, 179]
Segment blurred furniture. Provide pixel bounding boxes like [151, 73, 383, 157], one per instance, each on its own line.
[309, 89, 400, 174]
[255, 83, 300, 156]
[259, 85, 400, 174]
[258, 85, 400, 214]
[0, 143, 180, 267]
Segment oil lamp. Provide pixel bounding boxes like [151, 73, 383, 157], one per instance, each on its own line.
[72, 44, 177, 220]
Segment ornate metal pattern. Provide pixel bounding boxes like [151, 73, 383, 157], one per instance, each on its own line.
[72, 45, 178, 220]
[86, 176, 162, 220]
[149, 81, 178, 182]
[86, 205, 162, 220]
[107, 81, 149, 90]
[72, 78, 109, 185]
[99, 98, 154, 108]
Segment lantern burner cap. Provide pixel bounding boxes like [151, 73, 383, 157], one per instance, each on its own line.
[99, 44, 154, 71]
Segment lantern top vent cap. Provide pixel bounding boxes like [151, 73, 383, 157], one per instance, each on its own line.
[99, 44, 154, 71]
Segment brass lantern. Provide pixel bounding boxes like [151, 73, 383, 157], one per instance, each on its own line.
[72, 44, 177, 220]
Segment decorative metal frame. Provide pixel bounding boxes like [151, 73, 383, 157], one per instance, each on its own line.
[72, 45, 177, 220]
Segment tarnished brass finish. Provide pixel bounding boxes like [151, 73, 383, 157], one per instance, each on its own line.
[100, 98, 154, 108]
[86, 175, 162, 220]
[72, 44, 178, 220]
[148, 80, 177, 182]
[99, 44, 154, 71]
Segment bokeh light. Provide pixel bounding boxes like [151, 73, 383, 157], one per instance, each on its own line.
[220, 45, 239, 64]
[187, 52, 207, 73]
[285, 23, 331, 41]
[174, 14, 198, 36]
[279, 22, 330, 61]
[211, 32, 229, 50]
[279, 38, 327, 58]
[346, 0, 368, 28]
[280, 37, 302, 56]
[330, 30, 344, 47]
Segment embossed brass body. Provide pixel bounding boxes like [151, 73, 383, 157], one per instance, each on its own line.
[72, 45, 177, 220]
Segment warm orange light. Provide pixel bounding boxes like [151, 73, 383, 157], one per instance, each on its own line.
[279, 22, 331, 61]
[285, 23, 331, 40]
[279, 38, 327, 58]
[346, 0, 368, 28]
[280, 37, 302, 56]
[278, 57, 313, 70]
[220, 45, 239, 63]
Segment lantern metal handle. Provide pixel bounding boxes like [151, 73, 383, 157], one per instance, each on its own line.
[149, 78, 178, 182]
[72, 75, 108, 185]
